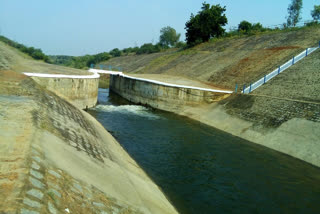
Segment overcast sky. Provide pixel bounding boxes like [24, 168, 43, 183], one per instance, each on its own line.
[0, 0, 318, 56]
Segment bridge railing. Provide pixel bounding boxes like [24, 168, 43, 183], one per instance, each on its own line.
[242, 45, 319, 94]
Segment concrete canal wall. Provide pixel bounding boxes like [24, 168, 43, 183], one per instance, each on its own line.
[0, 71, 178, 214]
[109, 73, 320, 168]
[31, 77, 99, 110]
[109, 74, 231, 112]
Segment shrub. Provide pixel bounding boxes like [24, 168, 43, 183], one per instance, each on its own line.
[136, 43, 161, 55]
[109, 48, 121, 57]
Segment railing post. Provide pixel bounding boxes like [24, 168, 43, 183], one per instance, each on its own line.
[264, 75, 266, 84]
[235, 84, 238, 93]
[306, 48, 308, 56]
[278, 66, 280, 74]
[292, 56, 295, 65]
[243, 84, 246, 93]
[249, 83, 252, 93]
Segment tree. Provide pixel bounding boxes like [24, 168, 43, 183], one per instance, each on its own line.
[311, 5, 320, 21]
[286, 0, 303, 27]
[159, 26, 181, 48]
[252, 23, 264, 31]
[238, 20, 252, 33]
[238, 21, 265, 34]
[109, 48, 121, 57]
[185, 3, 227, 46]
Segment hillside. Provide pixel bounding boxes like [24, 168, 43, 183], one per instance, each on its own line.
[103, 25, 320, 167]
[103, 26, 320, 90]
[0, 41, 89, 75]
[222, 48, 320, 127]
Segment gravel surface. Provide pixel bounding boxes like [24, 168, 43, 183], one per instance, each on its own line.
[222, 49, 320, 128]
[253, 49, 320, 102]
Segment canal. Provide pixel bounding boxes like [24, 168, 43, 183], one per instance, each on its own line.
[88, 89, 320, 214]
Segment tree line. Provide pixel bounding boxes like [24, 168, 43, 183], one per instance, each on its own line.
[1, 0, 319, 69]
[64, 0, 320, 69]
[0, 35, 49, 62]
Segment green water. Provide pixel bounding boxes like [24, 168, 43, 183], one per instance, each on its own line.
[88, 89, 320, 214]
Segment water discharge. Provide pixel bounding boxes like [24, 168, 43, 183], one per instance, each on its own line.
[89, 89, 320, 214]
[94, 104, 161, 120]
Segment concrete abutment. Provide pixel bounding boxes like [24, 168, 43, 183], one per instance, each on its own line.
[109, 74, 231, 112]
[31, 77, 99, 110]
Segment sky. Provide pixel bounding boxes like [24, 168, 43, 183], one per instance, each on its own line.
[0, 0, 318, 56]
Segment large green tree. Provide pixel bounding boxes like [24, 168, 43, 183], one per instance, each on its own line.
[286, 0, 303, 27]
[185, 3, 227, 46]
[159, 26, 181, 48]
[311, 5, 320, 21]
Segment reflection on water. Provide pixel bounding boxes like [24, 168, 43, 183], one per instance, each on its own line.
[89, 89, 320, 214]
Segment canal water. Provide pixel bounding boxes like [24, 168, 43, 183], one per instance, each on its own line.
[88, 89, 320, 214]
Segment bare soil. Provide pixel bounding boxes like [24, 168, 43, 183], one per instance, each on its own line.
[126, 73, 227, 90]
[104, 26, 320, 90]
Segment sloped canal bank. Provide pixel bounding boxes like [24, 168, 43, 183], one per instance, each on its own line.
[88, 89, 320, 214]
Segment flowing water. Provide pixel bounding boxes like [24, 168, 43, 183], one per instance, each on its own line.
[88, 89, 320, 214]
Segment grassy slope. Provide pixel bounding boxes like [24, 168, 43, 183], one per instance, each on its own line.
[0, 41, 89, 75]
[103, 26, 320, 90]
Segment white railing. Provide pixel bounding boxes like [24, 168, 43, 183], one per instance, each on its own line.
[24, 72, 100, 79]
[24, 43, 318, 95]
[242, 46, 319, 94]
[89, 69, 233, 94]
[24, 68, 233, 94]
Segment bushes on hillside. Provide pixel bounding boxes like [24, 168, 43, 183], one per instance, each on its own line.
[238, 21, 266, 34]
[136, 43, 161, 55]
[0, 35, 49, 62]
[122, 47, 139, 55]
[109, 48, 121, 57]
[49, 52, 111, 69]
